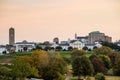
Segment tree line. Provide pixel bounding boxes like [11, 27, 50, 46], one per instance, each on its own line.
[0, 46, 120, 80]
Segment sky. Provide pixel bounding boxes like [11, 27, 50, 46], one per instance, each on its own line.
[0, 0, 120, 44]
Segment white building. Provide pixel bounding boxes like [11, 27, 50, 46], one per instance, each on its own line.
[0, 45, 8, 55]
[116, 40, 120, 46]
[69, 40, 85, 50]
[15, 40, 35, 52]
[85, 42, 102, 50]
[51, 42, 59, 49]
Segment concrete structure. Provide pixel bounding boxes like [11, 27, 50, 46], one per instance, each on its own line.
[9, 27, 15, 45]
[15, 40, 35, 52]
[88, 31, 112, 44]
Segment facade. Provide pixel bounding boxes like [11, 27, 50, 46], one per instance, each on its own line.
[59, 43, 69, 50]
[76, 36, 89, 44]
[105, 36, 112, 42]
[0, 45, 8, 55]
[15, 40, 35, 52]
[88, 31, 112, 44]
[69, 40, 85, 50]
[85, 42, 102, 50]
[9, 27, 15, 45]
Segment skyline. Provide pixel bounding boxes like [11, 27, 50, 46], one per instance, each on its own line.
[0, 0, 120, 44]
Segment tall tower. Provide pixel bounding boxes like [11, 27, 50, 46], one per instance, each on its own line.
[75, 33, 77, 40]
[9, 27, 15, 45]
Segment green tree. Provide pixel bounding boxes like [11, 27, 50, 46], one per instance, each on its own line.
[41, 50, 67, 80]
[68, 46, 73, 51]
[55, 46, 62, 51]
[72, 56, 94, 80]
[0, 64, 11, 80]
[11, 57, 38, 80]
[93, 46, 113, 55]
[29, 50, 67, 80]
[113, 57, 120, 76]
[99, 55, 111, 69]
[71, 49, 86, 60]
[82, 46, 88, 51]
[102, 41, 120, 51]
[108, 52, 118, 66]
[95, 73, 105, 80]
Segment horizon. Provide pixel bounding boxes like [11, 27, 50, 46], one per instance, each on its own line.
[0, 0, 120, 44]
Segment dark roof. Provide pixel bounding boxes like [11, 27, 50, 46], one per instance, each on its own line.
[90, 31, 100, 34]
[85, 44, 95, 46]
[59, 43, 69, 46]
[0, 45, 6, 48]
[70, 40, 76, 43]
[70, 40, 83, 43]
[77, 36, 88, 39]
[16, 40, 35, 44]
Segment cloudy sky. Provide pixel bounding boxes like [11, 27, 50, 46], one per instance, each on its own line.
[0, 0, 120, 44]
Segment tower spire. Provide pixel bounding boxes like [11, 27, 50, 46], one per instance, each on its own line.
[75, 33, 77, 40]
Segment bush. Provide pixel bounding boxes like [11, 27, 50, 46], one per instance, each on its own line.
[95, 73, 105, 80]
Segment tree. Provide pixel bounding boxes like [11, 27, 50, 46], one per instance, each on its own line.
[108, 52, 118, 66]
[11, 57, 39, 80]
[42, 50, 67, 80]
[55, 46, 62, 51]
[35, 45, 42, 50]
[102, 41, 120, 51]
[113, 57, 120, 76]
[95, 73, 105, 80]
[68, 46, 73, 51]
[71, 49, 86, 61]
[90, 55, 107, 74]
[44, 46, 51, 51]
[93, 46, 113, 55]
[30, 50, 67, 80]
[0, 64, 11, 80]
[93, 46, 98, 49]
[82, 46, 88, 51]
[99, 55, 111, 69]
[72, 56, 94, 80]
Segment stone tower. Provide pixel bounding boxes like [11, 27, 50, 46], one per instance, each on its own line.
[9, 27, 15, 45]
[75, 33, 77, 40]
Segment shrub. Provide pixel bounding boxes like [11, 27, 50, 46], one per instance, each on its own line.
[95, 73, 105, 80]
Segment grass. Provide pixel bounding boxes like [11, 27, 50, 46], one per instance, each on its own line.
[69, 76, 120, 80]
[57, 51, 72, 58]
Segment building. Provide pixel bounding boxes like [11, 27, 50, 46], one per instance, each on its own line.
[88, 31, 112, 44]
[9, 27, 15, 45]
[76, 36, 89, 44]
[115, 40, 120, 46]
[105, 36, 112, 42]
[53, 37, 59, 44]
[0, 45, 8, 55]
[59, 43, 69, 50]
[15, 40, 35, 52]
[69, 40, 85, 50]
